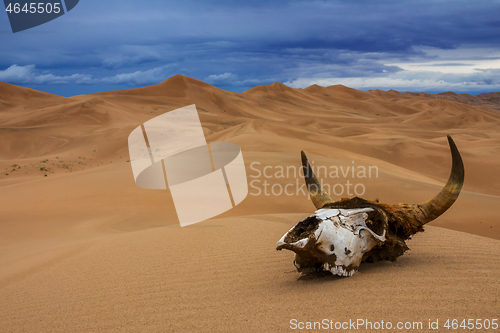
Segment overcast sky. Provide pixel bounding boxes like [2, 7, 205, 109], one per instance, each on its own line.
[1, 0, 500, 96]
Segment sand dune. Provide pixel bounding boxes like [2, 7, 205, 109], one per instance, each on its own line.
[1, 216, 499, 332]
[1, 76, 500, 331]
[403, 90, 500, 112]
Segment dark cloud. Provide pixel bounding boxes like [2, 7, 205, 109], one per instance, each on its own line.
[1, 0, 499, 95]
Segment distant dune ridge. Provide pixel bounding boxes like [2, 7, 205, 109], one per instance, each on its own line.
[403, 90, 500, 112]
[1, 76, 499, 332]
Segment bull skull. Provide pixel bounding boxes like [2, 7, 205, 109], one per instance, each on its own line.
[276, 135, 464, 277]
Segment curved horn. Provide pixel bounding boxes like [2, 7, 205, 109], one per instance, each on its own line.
[393, 135, 464, 228]
[301, 151, 335, 209]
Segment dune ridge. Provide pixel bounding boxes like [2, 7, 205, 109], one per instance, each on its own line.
[1, 76, 499, 332]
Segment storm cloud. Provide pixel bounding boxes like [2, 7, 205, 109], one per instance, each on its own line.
[1, 0, 499, 95]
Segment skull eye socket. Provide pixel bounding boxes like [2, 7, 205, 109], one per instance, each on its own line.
[284, 216, 321, 243]
[365, 211, 386, 237]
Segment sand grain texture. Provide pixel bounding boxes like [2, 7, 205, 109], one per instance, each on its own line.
[1, 217, 499, 332]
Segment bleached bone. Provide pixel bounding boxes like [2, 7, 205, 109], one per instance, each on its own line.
[277, 135, 464, 277]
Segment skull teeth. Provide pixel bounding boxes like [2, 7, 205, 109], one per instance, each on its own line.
[323, 263, 357, 277]
[295, 264, 357, 277]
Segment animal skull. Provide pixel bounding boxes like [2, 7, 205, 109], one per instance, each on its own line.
[277, 135, 464, 277]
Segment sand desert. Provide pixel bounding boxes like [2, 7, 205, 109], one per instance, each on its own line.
[1, 75, 499, 332]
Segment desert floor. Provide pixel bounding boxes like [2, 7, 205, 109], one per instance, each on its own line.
[1, 76, 499, 332]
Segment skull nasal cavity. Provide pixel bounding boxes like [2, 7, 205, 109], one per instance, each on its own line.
[284, 216, 321, 243]
[345, 247, 352, 255]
